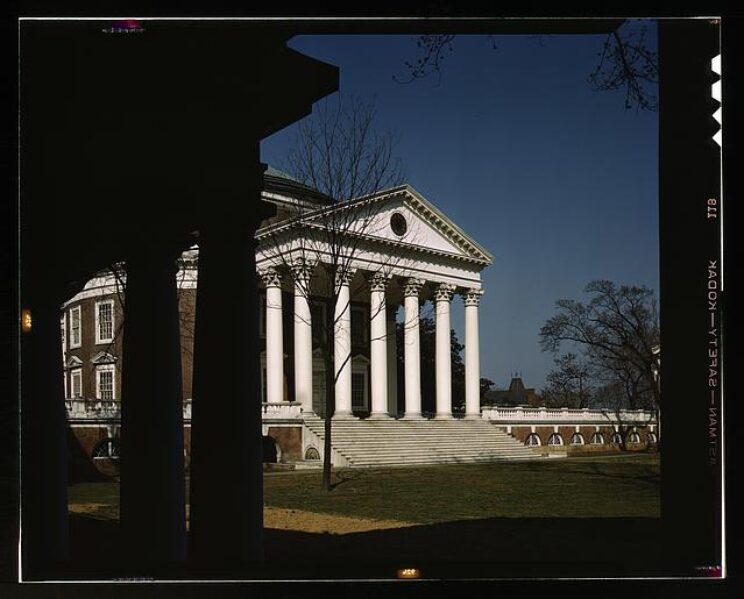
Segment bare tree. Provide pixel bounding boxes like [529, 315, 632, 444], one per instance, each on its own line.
[541, 352, 593, 409]
[257, 94, 407, 490]
[394, 21, 658, 112]
[539, 280, 660, 440]
[588, 22, 658, 111]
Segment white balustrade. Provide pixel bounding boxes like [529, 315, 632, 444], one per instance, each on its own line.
[481, 406, 657, 425]
[261, 402, 302, 420]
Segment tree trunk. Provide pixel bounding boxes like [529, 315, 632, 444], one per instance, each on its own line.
[322, 295, 336, 491]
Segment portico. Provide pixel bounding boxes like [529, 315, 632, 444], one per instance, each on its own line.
[256, 184, 492, 420]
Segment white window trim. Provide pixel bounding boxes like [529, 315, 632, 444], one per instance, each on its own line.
[70, 368, 83, 399]
[95, 299, 115, 345]
[351, 356, 370, 411]
[69, 306, 82, 349]
[61, 312, 67, 357]
[95, 364, 116, 400]
[526, 433, 541, 447]
[547, 433, 564, 446]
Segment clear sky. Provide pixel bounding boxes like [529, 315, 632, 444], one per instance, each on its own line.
[261, 27, 659, 391]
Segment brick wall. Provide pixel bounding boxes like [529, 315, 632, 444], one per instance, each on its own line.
[267, 426, 302, 462]
[63, 293, 124, 400]
[508, 424, 656, 452]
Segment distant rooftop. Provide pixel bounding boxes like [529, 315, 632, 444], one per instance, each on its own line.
[484, 376, 540, 407]
[262, 165, 332, 205]
[264, 165, 300, 182]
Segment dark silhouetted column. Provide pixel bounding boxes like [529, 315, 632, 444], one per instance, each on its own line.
[21, 295, 69, 574]
[120, 244, 186, 565]
[189, 172, 272, 567]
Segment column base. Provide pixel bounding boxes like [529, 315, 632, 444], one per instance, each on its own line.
[368, 412, 393, 420]
[332, 412, 357, 420]
[435, 413, 454, 420]
[464, 413, 482, 420]
[402, 413, 424, 420]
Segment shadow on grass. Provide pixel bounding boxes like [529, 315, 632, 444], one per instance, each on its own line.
[329, 468, 368, 491]
[52, 512, 666, 581]
[548, 461, 660, 488]
[588, 462, 660, 487]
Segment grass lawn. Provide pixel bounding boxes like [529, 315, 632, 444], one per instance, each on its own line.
[68, 453, 659, 525]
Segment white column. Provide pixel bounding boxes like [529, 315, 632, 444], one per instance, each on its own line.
[435, 283, 456, 419]
[369, 272, 390, 419]
[402, 278, 424, 419]
[463, 289, 484, 419]
[334, 267, 356, 419]
[261, 267, 284, 404]
[292, 259, 314, 416]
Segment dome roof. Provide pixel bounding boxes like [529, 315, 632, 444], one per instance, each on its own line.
[263, 165, 332, 206]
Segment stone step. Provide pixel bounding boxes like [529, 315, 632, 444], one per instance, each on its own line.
[302, 418, 534, 467]
[321, 438, 522, 446]
[336, 448, 536, 458]
[341, 454, 537, 464]
[331, 441, 532, 451]
[304, 425, 515, 433]
[305, 419, 494, 425]
[350, 455, 547, 468]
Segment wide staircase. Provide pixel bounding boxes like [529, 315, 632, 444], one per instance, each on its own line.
[302, 417, 541, 468]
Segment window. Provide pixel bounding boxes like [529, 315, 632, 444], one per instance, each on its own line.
[525, 433, 541, 446]
[95, 299, 115, 344]
[96, 364, 116, 400]
[647, 432, 657, 445]
[311, 302, 326, 343]
[352, 372, 367, 410]
[570, 433, 585, 445]
[390, 212, 408, 236]
[70, 369, 83, 398]
[351, 307, 367, 345]
[93, 438, 120, 460]
[628, 431, 641, 443]
[590, 432, 605, 445]
[313, 368, 326, 415]
[611, 432, 623, 444]
[69, 306, 82, 348]
[547, 433, 564, 446]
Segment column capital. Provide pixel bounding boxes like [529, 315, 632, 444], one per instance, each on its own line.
[434, 282, 457, 302]
[368, 271, 391, 292]
[462, 288, 484, 306]
[402, 278, 425, 297]
[334, 266, 357, 287]
[259, 266, 282, 288]
[290, 258, 315, 283]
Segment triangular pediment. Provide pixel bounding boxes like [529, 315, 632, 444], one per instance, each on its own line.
[66, 355, 83, 368]
[257, 185, 493, 265]
[91, 351, 117, 365]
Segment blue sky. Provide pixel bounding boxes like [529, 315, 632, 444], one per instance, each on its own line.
[261, 27, 659, 391]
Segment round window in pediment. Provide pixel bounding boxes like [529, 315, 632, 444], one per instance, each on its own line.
[390, 212, 407, 237]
